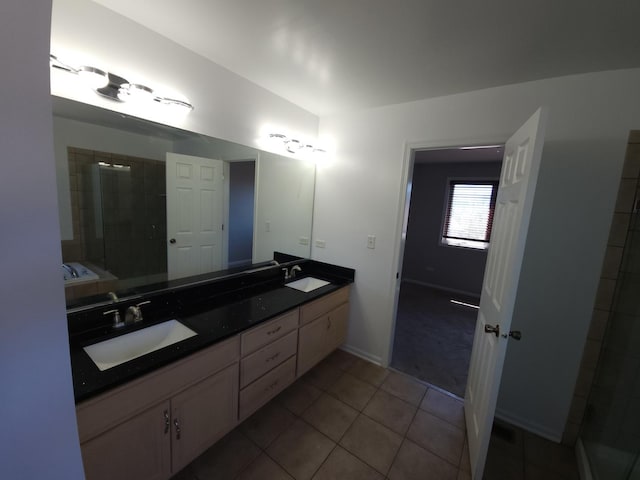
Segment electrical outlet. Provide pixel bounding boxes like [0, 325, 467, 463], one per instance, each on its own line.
[299, 236, 309, 246]
[315, 239, 326, 248]
[265, 221, 271, 232]
[367, 235, 376, 249]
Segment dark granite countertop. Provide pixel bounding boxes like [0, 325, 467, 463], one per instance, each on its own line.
[69, 260, 354, 403]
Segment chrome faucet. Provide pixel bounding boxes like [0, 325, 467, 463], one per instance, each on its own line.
[125, 301, 151, 324]
[107, 291, 119, 303]
[290, 265, 302, 279]
[283, 265, 303, 280]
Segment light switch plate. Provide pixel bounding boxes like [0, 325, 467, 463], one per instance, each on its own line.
[367, 235, 376, 249]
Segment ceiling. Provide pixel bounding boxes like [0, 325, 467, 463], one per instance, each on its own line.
[93, 0, 640, 117]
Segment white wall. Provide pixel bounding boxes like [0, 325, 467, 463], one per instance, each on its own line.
[50, 0, 318, 154]
[0, 1, 84, 478]
[314, 69, 640, 439]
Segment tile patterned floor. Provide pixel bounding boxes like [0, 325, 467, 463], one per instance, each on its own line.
[171, 350, 579, 480]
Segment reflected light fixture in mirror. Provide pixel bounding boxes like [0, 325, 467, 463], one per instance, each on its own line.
[50, 54, 194, 115]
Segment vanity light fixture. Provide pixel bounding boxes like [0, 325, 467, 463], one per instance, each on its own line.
[50, 54, 194, 113]
[267, 132, 326, 158]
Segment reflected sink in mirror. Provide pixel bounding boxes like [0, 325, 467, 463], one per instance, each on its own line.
[83, 319, 197, 371]
[285, 277, 330, 293]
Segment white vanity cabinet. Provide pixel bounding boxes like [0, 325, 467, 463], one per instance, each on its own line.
[238, 309, 299, 420]
[297, 286, 350, 376]
[77, 336, 239, 480]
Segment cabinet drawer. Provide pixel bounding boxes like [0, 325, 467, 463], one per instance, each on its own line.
[77, 335, 239, 443]
[300, 286, 350, 326]
[241, 309, 299, 356]
[240, 330, 297, 388]
[239, 355, 296, 420]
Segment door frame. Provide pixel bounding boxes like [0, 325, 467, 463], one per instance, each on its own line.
[382, 135, 510, 368]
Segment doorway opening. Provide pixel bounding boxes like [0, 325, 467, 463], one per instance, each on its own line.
[390, 145, 503, 398]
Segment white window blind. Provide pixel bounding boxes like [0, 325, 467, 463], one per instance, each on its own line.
[443, 182, 497, 247]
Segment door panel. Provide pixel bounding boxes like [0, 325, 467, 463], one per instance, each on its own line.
[465, 108, 548, 479]
[167, 153, 225, 280]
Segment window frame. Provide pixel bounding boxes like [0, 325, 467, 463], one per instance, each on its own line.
[440, 178, 499, 250]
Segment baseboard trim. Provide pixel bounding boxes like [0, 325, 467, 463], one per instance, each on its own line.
[495, 408, 563, 443]
[402, 278, 481, 299]
[339, 344, 382, 366]
[576, 438, 593, 480]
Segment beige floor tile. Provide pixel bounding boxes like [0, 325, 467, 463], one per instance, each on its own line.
[457, 469, 471, 480]
[236, 454, 294, 480]
[420, 388, 465, 428]
[278, 380, 323, 416]
[347, 358, 390, 386]
[302, 393, 359, 441]
[191, 430, 261, 480]
[523, 432, 579, 480]
[363, 389, 417, 435]
[240, 400, 296, 448]
[460, 439, 471, 473]
[169, 465, 197, 480]
[388, 439, 458, 480]
[407, 410, 465, 466]
[524, 463, 568, 480]
[323, 349, 359, 371]
[303, 361, 344, 391]
[381, 371, 428, 406]
[311, 446, 384, 480]
[339, 414, 403, 475]
[484, 447, 524, 480]
[267, 419, 335, 480]
[328, 372, 377, 411]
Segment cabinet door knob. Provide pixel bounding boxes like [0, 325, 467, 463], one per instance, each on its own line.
[164, 410, 170, 434]
[173, 418, 181, 440]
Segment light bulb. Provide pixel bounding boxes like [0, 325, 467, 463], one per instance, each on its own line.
[77, 66, 109, 89]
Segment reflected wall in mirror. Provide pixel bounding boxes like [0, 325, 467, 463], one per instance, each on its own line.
[53, 97, 316, 307]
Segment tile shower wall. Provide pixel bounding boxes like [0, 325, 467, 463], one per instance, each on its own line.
[62, 147, 167, 285]
[562, 131, 640, 446]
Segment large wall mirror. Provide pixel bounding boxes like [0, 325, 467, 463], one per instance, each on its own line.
[53, 97, 316, 308]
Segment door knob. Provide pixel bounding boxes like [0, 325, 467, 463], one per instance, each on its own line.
[501, 330, 522, 341]
[484, 324, 500, 337]
[169, 238, 176, 244]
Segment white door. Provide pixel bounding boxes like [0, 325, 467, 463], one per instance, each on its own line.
[166, 153, 224, 280]
[465, 108, 548, 479]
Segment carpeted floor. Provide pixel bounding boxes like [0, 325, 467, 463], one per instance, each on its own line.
[390, 282, 479, 397]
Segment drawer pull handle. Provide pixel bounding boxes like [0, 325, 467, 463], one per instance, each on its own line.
[163, 410, 170, 434]
[327, 317, 332, 330]
[174, 418, 181, 440]
[267, 352, 280, 362]
[267, 326, 282, 335]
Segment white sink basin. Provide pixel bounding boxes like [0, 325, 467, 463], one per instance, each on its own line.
[286, 277, 330, 293]
[83, 319, 197, 371]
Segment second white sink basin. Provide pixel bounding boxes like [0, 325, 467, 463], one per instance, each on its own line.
[286, 277, 330, 293]
[84, 319, 197, 371]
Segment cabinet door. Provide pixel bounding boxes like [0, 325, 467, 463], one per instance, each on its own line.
[297, 314, 330, 376]
[81, 401, 171, 480]
[327, 303, 349, 352]
[170, 362, 239, 473]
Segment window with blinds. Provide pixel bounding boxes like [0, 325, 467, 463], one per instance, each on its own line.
[442, 180, 498, 249]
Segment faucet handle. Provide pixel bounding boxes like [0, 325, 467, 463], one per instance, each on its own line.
[103, 309, 124, 329]
[126, 300, 151, 324]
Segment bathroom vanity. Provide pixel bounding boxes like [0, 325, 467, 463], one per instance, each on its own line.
[68, 258, 354, 480]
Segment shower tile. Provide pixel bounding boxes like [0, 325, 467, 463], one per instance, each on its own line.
[600, 246, 624, 279]
[594, 278, 616, 310]
[587, 310, 609, 341]
[622, 143, 640, 179]
[614, 178, 637, 213]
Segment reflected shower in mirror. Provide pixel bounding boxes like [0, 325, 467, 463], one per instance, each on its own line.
[53, 97, 315, 308]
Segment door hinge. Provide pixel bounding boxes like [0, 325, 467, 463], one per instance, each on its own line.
[222, 223, 224, 231]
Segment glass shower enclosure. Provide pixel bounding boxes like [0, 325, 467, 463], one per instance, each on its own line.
[579, 147, 640, 479]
